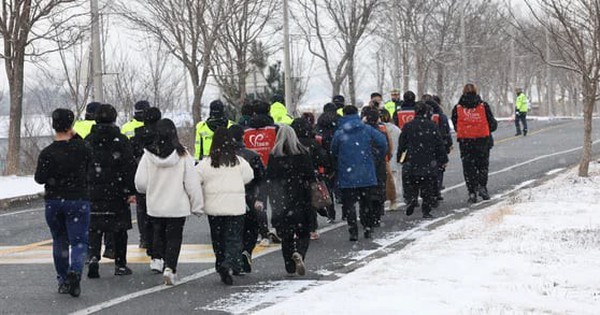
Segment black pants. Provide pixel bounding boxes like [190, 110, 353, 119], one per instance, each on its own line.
[243, 208, 260, 255]
[276, 226, 310, 274]
[515, 112, 528, 134]
[151, 216, 186, 272]
[459, 143, 491, 194]
[257, 205, 269, 239]
[403, 174, 438, 215]
[136, 194, 153, 251]
[208, 215, 244, 273]
[89, 229, 128, 267]
[341, 187, 374, 235]
[437, 166, 446, 195]
[324, 177, 336, 221]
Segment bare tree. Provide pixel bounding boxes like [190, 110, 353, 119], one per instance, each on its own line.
[0, 0, 86, 175]
[118, 0, 233, 123]
[512, 0, 600, 176]
[294, 0, 381, 106]
[211, 0, 279, 109]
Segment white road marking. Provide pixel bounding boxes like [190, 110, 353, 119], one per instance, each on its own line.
[0, 207, 44, 217]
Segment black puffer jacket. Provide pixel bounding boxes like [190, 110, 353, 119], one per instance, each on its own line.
[451, 94, 497, 148]
[86, 124, 136, 231]
[398, 116, 449, 177]
[266, 153, 315, 233]
[292, 118, 331, 174]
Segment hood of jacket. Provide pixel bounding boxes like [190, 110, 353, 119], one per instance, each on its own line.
[317, 112, 339, 130]
[338, 115, 366, 134]
[144, 149, 181, 168]
[248, 114, 275, 129]
[459, 94, 483, 109]
[88, 123, 121, 144]
[206, 116, 229, 131]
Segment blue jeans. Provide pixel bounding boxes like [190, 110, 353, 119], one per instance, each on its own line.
[45, 199, 91, 284]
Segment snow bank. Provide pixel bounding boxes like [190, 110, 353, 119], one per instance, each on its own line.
[258, 165, 600, 314]
[0, 176, 44, 200]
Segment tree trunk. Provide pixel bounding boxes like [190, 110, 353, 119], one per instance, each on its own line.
[332, 80, 343, 98]
[4, 47, 26, 175]
[578, 78, 596, 177]
[435, 61, 444, 101]
[188, 67, 202, 124]
[402, 43, 410, 92]
[348, 52, 356, 106]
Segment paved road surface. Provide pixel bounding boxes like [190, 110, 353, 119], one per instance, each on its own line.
[1, 119, 598, 314]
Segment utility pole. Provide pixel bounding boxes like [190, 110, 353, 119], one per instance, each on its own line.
[283, 0, 294, 115]
[509, 37, 516, 114]
[91, 0, 103, 102]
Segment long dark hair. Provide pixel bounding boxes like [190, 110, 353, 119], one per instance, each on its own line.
[209, 127, 239, 168]
[151, 119, 187, 158]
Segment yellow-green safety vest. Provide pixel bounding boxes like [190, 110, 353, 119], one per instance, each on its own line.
[121, 119, 144, 139]
[73, 120, 96, 139]
[516, 93, 529, 113]
[336, 107, 344, 116]
[384, 101, 398, 117]
[194, 120, 235, 160]
[270, 102, 294, 125]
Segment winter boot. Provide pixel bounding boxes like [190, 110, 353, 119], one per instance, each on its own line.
[114, 266, 133, 276]
[66, 271, 81, 297]
[479, 187, 490, 200]
[349, 225, 359, 241]
[523, 129, 528, 136]
[468, 193, 478, 203]
[292, 252, 306, 276]
[87, 258, 100, 279]
[219, 268, 234, 285]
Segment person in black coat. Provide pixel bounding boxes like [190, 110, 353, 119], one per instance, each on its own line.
[397, 102, 449, 218]
[451, 84, 497, 203]
[291, 117, 330, 239]
[229, 124, 267, 273]
[424, 95, 453, 201]
[393, 90, 417, 128]
[85, 104, 137, 277]
[315, 102, 339, 222]
[130, 107, 162, 252]
[266, 125, 315, 276]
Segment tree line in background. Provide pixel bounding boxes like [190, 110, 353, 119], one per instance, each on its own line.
[0, 0, 598, 176]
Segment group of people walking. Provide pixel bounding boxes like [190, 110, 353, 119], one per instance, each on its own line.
[36, 82, 499, 297]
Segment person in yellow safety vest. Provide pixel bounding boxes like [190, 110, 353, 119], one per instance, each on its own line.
[514, 88, 529, 136]
[194, 100, 235, 160]
[384, 88, 402, 117]
[121, 100, 149, 139]
[332, 95, 345, 116]
[269, 94, 294, 125]
[73, 102, 100, 139]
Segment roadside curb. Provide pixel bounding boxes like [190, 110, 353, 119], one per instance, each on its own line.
[0, 193, 44, 211]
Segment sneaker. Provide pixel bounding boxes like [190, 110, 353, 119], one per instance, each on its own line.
[327, 218, 335, 224]
[468, 193, 478, 203]
[291, 252, 305, 276]
[422, 213, 434, 219]
[58, 282, 70, 294]
[114, 266, 133, 276]
[163, 267, 176, 285]
[87, 258, 100, 279]
[150, 259, 164, 273]
[523, 130, 528, 136]
[66, 271, 81, 297]
[268, 232, 282, 244]
[389, 202, 399, 211]
[363, 228, 372, 239]
[219, 268, 233, 285]
[405, 201, 417, 216]
[258, 238, 271, 246]
[479, 187, 490, 200]
[241, 251, 252, 273]
[310, 231, 320, 240]
[515, 132, 522, 136]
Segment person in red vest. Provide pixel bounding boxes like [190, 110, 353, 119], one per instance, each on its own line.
[451, 83, 498, 203]
[393, 91, 417, 129]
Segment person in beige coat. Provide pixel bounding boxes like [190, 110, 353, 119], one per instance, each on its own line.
[196, 127, 253, 285]
[135, 119, 204, 285]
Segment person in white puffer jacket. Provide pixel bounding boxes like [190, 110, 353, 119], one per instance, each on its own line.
[135, 118, 204, 286]
[196, 127, 253, 286]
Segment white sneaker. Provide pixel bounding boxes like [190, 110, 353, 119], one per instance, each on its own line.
[150, 259, 164, 273]
[163, 267, 176, 285]
[259, 238, 271, 246]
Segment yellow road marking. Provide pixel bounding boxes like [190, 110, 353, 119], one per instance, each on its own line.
[494, 121, 574, 145]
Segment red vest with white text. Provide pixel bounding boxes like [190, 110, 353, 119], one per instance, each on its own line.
[456, 104, 490, 139]
[396, 110, 416, 129]
[243, 126, 277, 166]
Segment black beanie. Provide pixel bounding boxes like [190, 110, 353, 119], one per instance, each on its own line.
[253, 100, 270, 115]
[403, 91, 416, 103]
[144, 107, 162, 125]
[52, 108, 75, 132]
[209, 100, 225, 118]
[323, 102, 337, 113]
[332, 95, 345, 108]
[95, 104, 118, 124]
[134, 100, 150, 120]
[85, 102, 100, 120]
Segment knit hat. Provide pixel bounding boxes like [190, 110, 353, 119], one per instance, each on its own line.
[323, 102, 337, 113]
[403, 91, 416, 102]
[85, 102, 101, 120]
[134, 100, 150, 120]
[95, 104, 118, 124]
[253, 100, 270, 115]
[332, 95, 345, 108]
[209, 100, 225, 118]
[52, 108, 75, 132]
[144, 107, 162, 125]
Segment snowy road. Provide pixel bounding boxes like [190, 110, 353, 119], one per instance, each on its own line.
[1, 118, 599, 314]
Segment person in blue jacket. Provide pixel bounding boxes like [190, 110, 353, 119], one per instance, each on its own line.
[330, 105, 387, 241]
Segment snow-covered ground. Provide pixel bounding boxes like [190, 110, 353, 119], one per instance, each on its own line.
[256, 164, 600, 314]
[0, 176, 43, 200]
